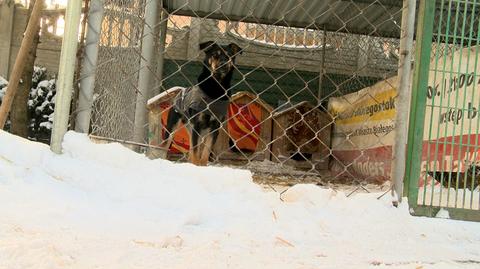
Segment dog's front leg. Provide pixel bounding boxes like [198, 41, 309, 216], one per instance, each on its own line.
[199, 132, 214, 166]
[159, 131, 176, 160]
[189, 124, 202, 166]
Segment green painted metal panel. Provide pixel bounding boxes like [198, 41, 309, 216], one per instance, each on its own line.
[411, 205, 480, 222]
[406, 0, 480, 221]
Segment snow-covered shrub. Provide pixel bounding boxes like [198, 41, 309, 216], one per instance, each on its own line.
[0, 76, 7, 94]
[0, 66, 56, 143]
[29, 66, 56, 143]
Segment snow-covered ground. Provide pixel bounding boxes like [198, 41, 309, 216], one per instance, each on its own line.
[0, 130, 480, 269]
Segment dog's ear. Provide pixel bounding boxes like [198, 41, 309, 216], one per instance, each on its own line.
[199, 41, 219, 53]
[228, 43, 243, 55]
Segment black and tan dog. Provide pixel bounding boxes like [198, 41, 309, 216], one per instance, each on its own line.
[161, 41, 242, 166]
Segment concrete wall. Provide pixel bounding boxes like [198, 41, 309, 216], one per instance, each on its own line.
[0, 6, 398, 80]
[0, 4, 64, 78]
[0, 0, 15, 79]
[163, 18, 398, 77]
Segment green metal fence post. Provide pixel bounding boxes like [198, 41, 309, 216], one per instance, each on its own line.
[404, 0, 436, 208]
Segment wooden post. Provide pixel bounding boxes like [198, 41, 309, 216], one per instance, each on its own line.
[0, 0, 43, 129]
[10, 0, 42, 138]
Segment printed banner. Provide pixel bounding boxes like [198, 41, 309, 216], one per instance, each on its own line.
[422, 46, 480, 175]
[328, 77, 398, 182]
[328, 46, 480, 184]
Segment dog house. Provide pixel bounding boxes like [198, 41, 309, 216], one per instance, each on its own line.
[147, 89, 273, 162]
[213, 91, 273, 161]
[146, 87, 190, 159]
[271, 101, 331, 170]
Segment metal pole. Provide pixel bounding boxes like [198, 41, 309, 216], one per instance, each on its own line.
[50, 0, 82, 153]
[391, 0, 416, 204]
[75, 0, 104, 133]
[317, 26, 327, 105]
[133, 0, 159, 146]
[404, 0, 435, 206]
[153, 8, 168, 96]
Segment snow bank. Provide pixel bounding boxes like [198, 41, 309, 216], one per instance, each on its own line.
[0, 130, 480, 269]
[0, 131, 276, 243]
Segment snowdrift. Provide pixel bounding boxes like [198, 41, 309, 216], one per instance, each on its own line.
[0, 130, 479, 268]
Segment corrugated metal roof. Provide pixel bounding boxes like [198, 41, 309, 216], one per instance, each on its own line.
[163, 0, 404, 38]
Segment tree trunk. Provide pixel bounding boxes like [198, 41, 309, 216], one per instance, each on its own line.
[10, 0, 41, 138]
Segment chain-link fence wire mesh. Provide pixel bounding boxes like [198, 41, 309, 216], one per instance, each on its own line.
[85, 0, 145, 140]
[81, 0, 407, 187]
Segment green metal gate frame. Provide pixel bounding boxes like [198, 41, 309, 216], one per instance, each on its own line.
[405, 0, 480, 222]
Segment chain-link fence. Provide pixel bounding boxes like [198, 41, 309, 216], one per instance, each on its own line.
[76, 0, 410, 187]
[87, 0, 144, 140]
